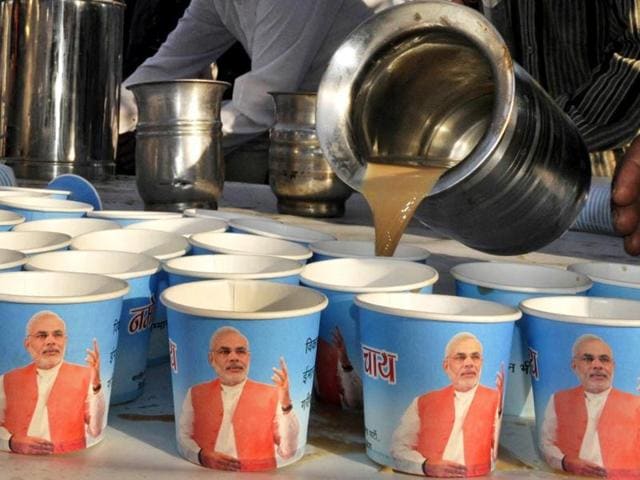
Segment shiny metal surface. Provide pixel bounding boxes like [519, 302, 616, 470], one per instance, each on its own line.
[128, 80, 229, 212]
[316, 0, 591, 255]
[269, 92, 352, 217]
[0, 0, 124, 180]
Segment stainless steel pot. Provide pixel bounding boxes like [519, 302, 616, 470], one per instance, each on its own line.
[128, 80, 229, 212]
[0, 0, 125, 180]
[316, 0, 591, 255]
[269, 92, 352, 217]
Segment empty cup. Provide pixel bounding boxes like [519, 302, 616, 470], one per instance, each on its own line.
[300, 258, 439, 409]
[229, 217, 336, 245]
[450, 261, 592, 418]
[0, 231, 72, 255]
[183, 208, 259, 221]
[568, 261, 640, 299]
[0, 186, 70, 199]
[86, 210, 182, 227]
[0, 196, 93, 221]
[12, 218, 121, 237]
[25, 250, 161, 404]
[0, 249, 27, 271]
[125, 217, 227, 237]
[355, 292, 519, 477]
[161, 279, 327, 471]
[521, 296, 640, 478]
[0, 271, 129, 454]
[0, 210, 25, 231]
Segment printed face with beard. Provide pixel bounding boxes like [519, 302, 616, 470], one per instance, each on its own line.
[443, 337, 483, 392]
[24, 313, 67, 370]
[209, 330, 250, 386]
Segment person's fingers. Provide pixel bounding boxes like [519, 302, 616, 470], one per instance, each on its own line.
[93, 338, 100, 356]
[624, 230, 640, 256]
[280, 357, 288, 377]
[613, 137, 640, 207]
[613, 202, 640, 235]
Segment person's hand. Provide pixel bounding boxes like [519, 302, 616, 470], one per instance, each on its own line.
[9, 435, 54, 455]
[422, 459, 467, 477]
[85, 338, 101, 391]
[332, 327, 351, 368]
[612, 136, 640, 255]
[199, 449, 241, 470]
[272, 357, 292, 411]
[496, 362, 505, 414]
[562, 455, 607, 477]
[118, 85, 138, 134]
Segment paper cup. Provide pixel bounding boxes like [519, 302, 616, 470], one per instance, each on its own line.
[0, 185, 70, 199]
[164, 254, 303, 286]
[86, 210, 182, 227]
[71, 229, 190, 366]
[125, 217, 228, 237]
[12, 217, 121, 237]
[183, 207, 261, 221]
[450, 262, 592, 418]
[309, 239, 430, 262]
[0, 196, 93, 221]
[0, 249, 27, 271]
[300, 258, 438, 409]
[0, 210, 25, 231]
[161, 279, 327, 471]
[355, 292, 519, 477]
[0, 231, 71, 255]
[568, 261, 640, 299]
[189, 232, 313, 263]
[0, 271, 129, 453]
[521, 296, 640, 478]
[25, 250, 161, 404]
[229, 218, 336, 245]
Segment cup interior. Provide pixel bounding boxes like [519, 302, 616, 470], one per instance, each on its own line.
[568, 261, 640, 288]
[71, 229, 190, 260]
[189, 232, 311, 260]
[126, 217, 228, 237]
[310, 239, 430, 261]
[520, 296, 640, 326]
[164, 254, 303, 278]
[0, 195, 93, 212]
[12, 218, 121, 237]
[229, 217, 336, 243]
[0, 231, 71, 254]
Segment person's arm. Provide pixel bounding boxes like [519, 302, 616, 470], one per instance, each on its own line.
[540, 395, 565, 471]
[555, 1, 640, 152]
[85, 382, 106, 438]
[0, 375, 10, 452]
[390, 398, 427, 475]
[337, 365, 363, 409]
[177, 389, 202, 465]
[274, 402, 300, 459]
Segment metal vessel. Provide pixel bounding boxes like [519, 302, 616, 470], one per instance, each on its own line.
[128, 80, 229, 212]
[269, 92, 352, 217]
[316, 0, 591, 255]
[0, 0, 125, 180]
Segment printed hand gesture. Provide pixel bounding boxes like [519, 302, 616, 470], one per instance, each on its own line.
[496, 362, 505, 414]
[85, 338, 101, 391]
[200, 450, 241, 471]
[9, 435, 54, 455]
[272, 357, 292, 411]
[562, 456, 607, 477]
[332, 327, 351, 368]
[422, 459, 467, 477]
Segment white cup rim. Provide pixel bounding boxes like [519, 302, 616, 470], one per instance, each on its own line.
[0, 231, 72, 254]
[300, 258, 439, 292]
[355, 292, 521, 323]
[87, 209, 183, 220]
[568, 261, 640, 289]
[0, 248, 27, 269]
[520, 295, 640, 326]
[189, 232, 312, 261]
[0, 196, 93, 212]
[0, 210, 25, 226]
[161, 279, 328, 319]
[0, 186, 70, 196]
[0, 271, 130, 303]
[25, 250, 161, 279]
[12, 217, 121, 236]
[309, 240, 430, 261]
[125, 217, 228, 237]
[71, 229, 190, 260]
[163, 254, 304, 279]
[229, 217, 336, 243]
[450, 261, 592, 293]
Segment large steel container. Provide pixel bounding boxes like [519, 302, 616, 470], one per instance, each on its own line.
[269, 92, 352, 218]
[316, 0, 591, 255]
[0, 0, 125, 180]
[128, 80, 229, 211]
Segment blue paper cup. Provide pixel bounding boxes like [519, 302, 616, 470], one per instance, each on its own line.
[450, 262, 592, 418]
[12, 218, 121, 237]
[228, 217, 336, 245]
[164, 254, 303, 286]
[309, 239, 430, 263]
[86, 210, 182, 227]
[0, 210, 25, 231]
[0, 186, 70, 199]
[355, 292, 520, 477]
[70, 229, 190, 366]
[300, 258, 439, 409]
[25, 250, 161, 404]
[0, 196, 93, 221]
[189, 232, 313, 263]
[0, 271, 129, 454]
[568, 262, 640, 299]
[125, 217, 228, 237]
[0, 231, 71, 255]
[161, 279, 327, 471]
[521, 296, 640, 478]
[0, 249, 27, 271]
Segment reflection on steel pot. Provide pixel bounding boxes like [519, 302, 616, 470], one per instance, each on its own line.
[316, 1, 591, 255]
[269, 92, 352, 218]
[0, 0, 124, 180]
[128, 80, 229, 212]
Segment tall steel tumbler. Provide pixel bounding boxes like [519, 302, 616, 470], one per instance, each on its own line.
[316, 0, 591, 255]
[0, 0, 125, 180]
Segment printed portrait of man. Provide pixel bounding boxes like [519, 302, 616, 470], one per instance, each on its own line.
[178, 326, 300, 471]
[540, 334, 640, 478]
[0, 311, 105, 454]
[391, 332, 504, 477]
